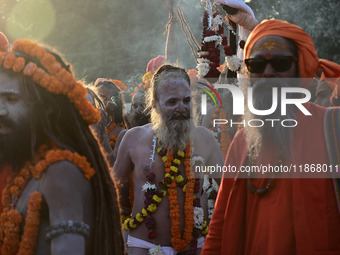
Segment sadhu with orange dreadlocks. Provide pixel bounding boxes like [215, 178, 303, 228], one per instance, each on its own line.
[0, 39, 125, 255]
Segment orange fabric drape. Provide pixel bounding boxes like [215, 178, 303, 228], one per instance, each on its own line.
[244, 20, 340, 83]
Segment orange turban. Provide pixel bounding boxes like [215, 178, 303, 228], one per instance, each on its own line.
[244, 20, 340, 82]
[0, 32, 9, 52]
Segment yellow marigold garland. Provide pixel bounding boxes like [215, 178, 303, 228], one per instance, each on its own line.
[123, 144, 207, 252]
[0, 39, 100, 125]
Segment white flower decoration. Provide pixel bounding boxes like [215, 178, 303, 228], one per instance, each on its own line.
[192, 156, 204, 165]
[193, 207, 204, 229]
[197, 58, 211, 79]
[142, 182, 157, 192]
[203, 175, 211, 191]
[212, 15, 223, 32]
[204, 35, 222, 47]
[208, 199, 215, 219]
[198, 51, 209, 57]
[149, 245, 165, 255]
[225, 55, 242, 72]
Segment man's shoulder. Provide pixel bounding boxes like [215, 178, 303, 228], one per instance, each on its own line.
[122, 124, 153, 144]
[194, 126, 218, 142]
[40, 160, 92, 199]
[195, 125, 212, 135]
[126, 123, 152, 136]
[44, 160, 91, 182]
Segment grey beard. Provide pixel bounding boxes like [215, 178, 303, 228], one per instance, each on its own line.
[151, 109, 192, 151]
[245, 81, 296, 161]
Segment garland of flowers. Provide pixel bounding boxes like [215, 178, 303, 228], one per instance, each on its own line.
[202, 175, 219, 220]
[0, 39, 100, 125]
[0, 146, 96, 255]
[122, 145, 208, 253]
[106, 122, 126, 150]
[197, 6, 243, 80]
[31, 149, 96, 180]
[17, 192, 42, 255]
[122, 173, 167, 236]
[168, 146, 195, 252]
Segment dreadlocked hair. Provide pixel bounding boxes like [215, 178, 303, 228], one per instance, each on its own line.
[86, 86, 106, 110]
[146, 64, 190, 109]
[1, 50, 125, 254]
[23, 72, 124, 254]
[94, 80, 124, 124]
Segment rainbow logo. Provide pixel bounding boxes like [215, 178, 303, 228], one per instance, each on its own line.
[196, 82, 223, 107]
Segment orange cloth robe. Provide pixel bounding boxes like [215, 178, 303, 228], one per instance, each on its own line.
[202, 103, 340, 255]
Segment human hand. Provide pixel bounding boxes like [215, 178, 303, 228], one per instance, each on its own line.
[214, 0, 258, 30]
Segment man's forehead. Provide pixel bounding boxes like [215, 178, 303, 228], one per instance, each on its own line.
[158, 77, 190, 91]
[0, 72, 21, 93]
[250, 35, 293, 56]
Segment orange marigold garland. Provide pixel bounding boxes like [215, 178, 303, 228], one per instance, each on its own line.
[122, 144, 207, 254]
[0, 39, 100, 125]
[106, 122, 125, 150]
[31, 149, 96, 180]
[0, 209, 23, 255]
[168, 146, 195, 252]
[17, 192, 42, 255]
[0, 145, 96, 255]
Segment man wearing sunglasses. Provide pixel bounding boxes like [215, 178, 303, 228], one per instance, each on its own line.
[203, 17, 340, 255]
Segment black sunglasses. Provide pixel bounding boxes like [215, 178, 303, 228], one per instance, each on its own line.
[245, 56, 296, 73]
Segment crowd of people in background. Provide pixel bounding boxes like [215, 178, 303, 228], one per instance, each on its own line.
[0, 0, 339, 254]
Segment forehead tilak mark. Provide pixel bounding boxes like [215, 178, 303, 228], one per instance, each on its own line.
[252, 40, 288, 52]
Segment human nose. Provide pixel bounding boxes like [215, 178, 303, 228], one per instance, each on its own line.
[263, 62, 276, 78]
[176, 101, 189, 113]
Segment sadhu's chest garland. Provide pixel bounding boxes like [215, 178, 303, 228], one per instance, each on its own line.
[122, 136, 209, 253]
[0, 145, 95, 255]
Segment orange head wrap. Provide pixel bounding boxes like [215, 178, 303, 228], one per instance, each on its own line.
[244, 20, 340, 96]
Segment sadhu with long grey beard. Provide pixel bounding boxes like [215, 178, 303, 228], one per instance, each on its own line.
[202, 18, 340, 255]
[113, 64, 224, 254]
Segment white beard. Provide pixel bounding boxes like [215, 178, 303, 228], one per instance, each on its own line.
[151, 108, 192, 151]
[244, 79, 296, 160]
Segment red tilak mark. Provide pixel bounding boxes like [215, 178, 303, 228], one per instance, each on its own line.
[265, 53, 271, 58]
